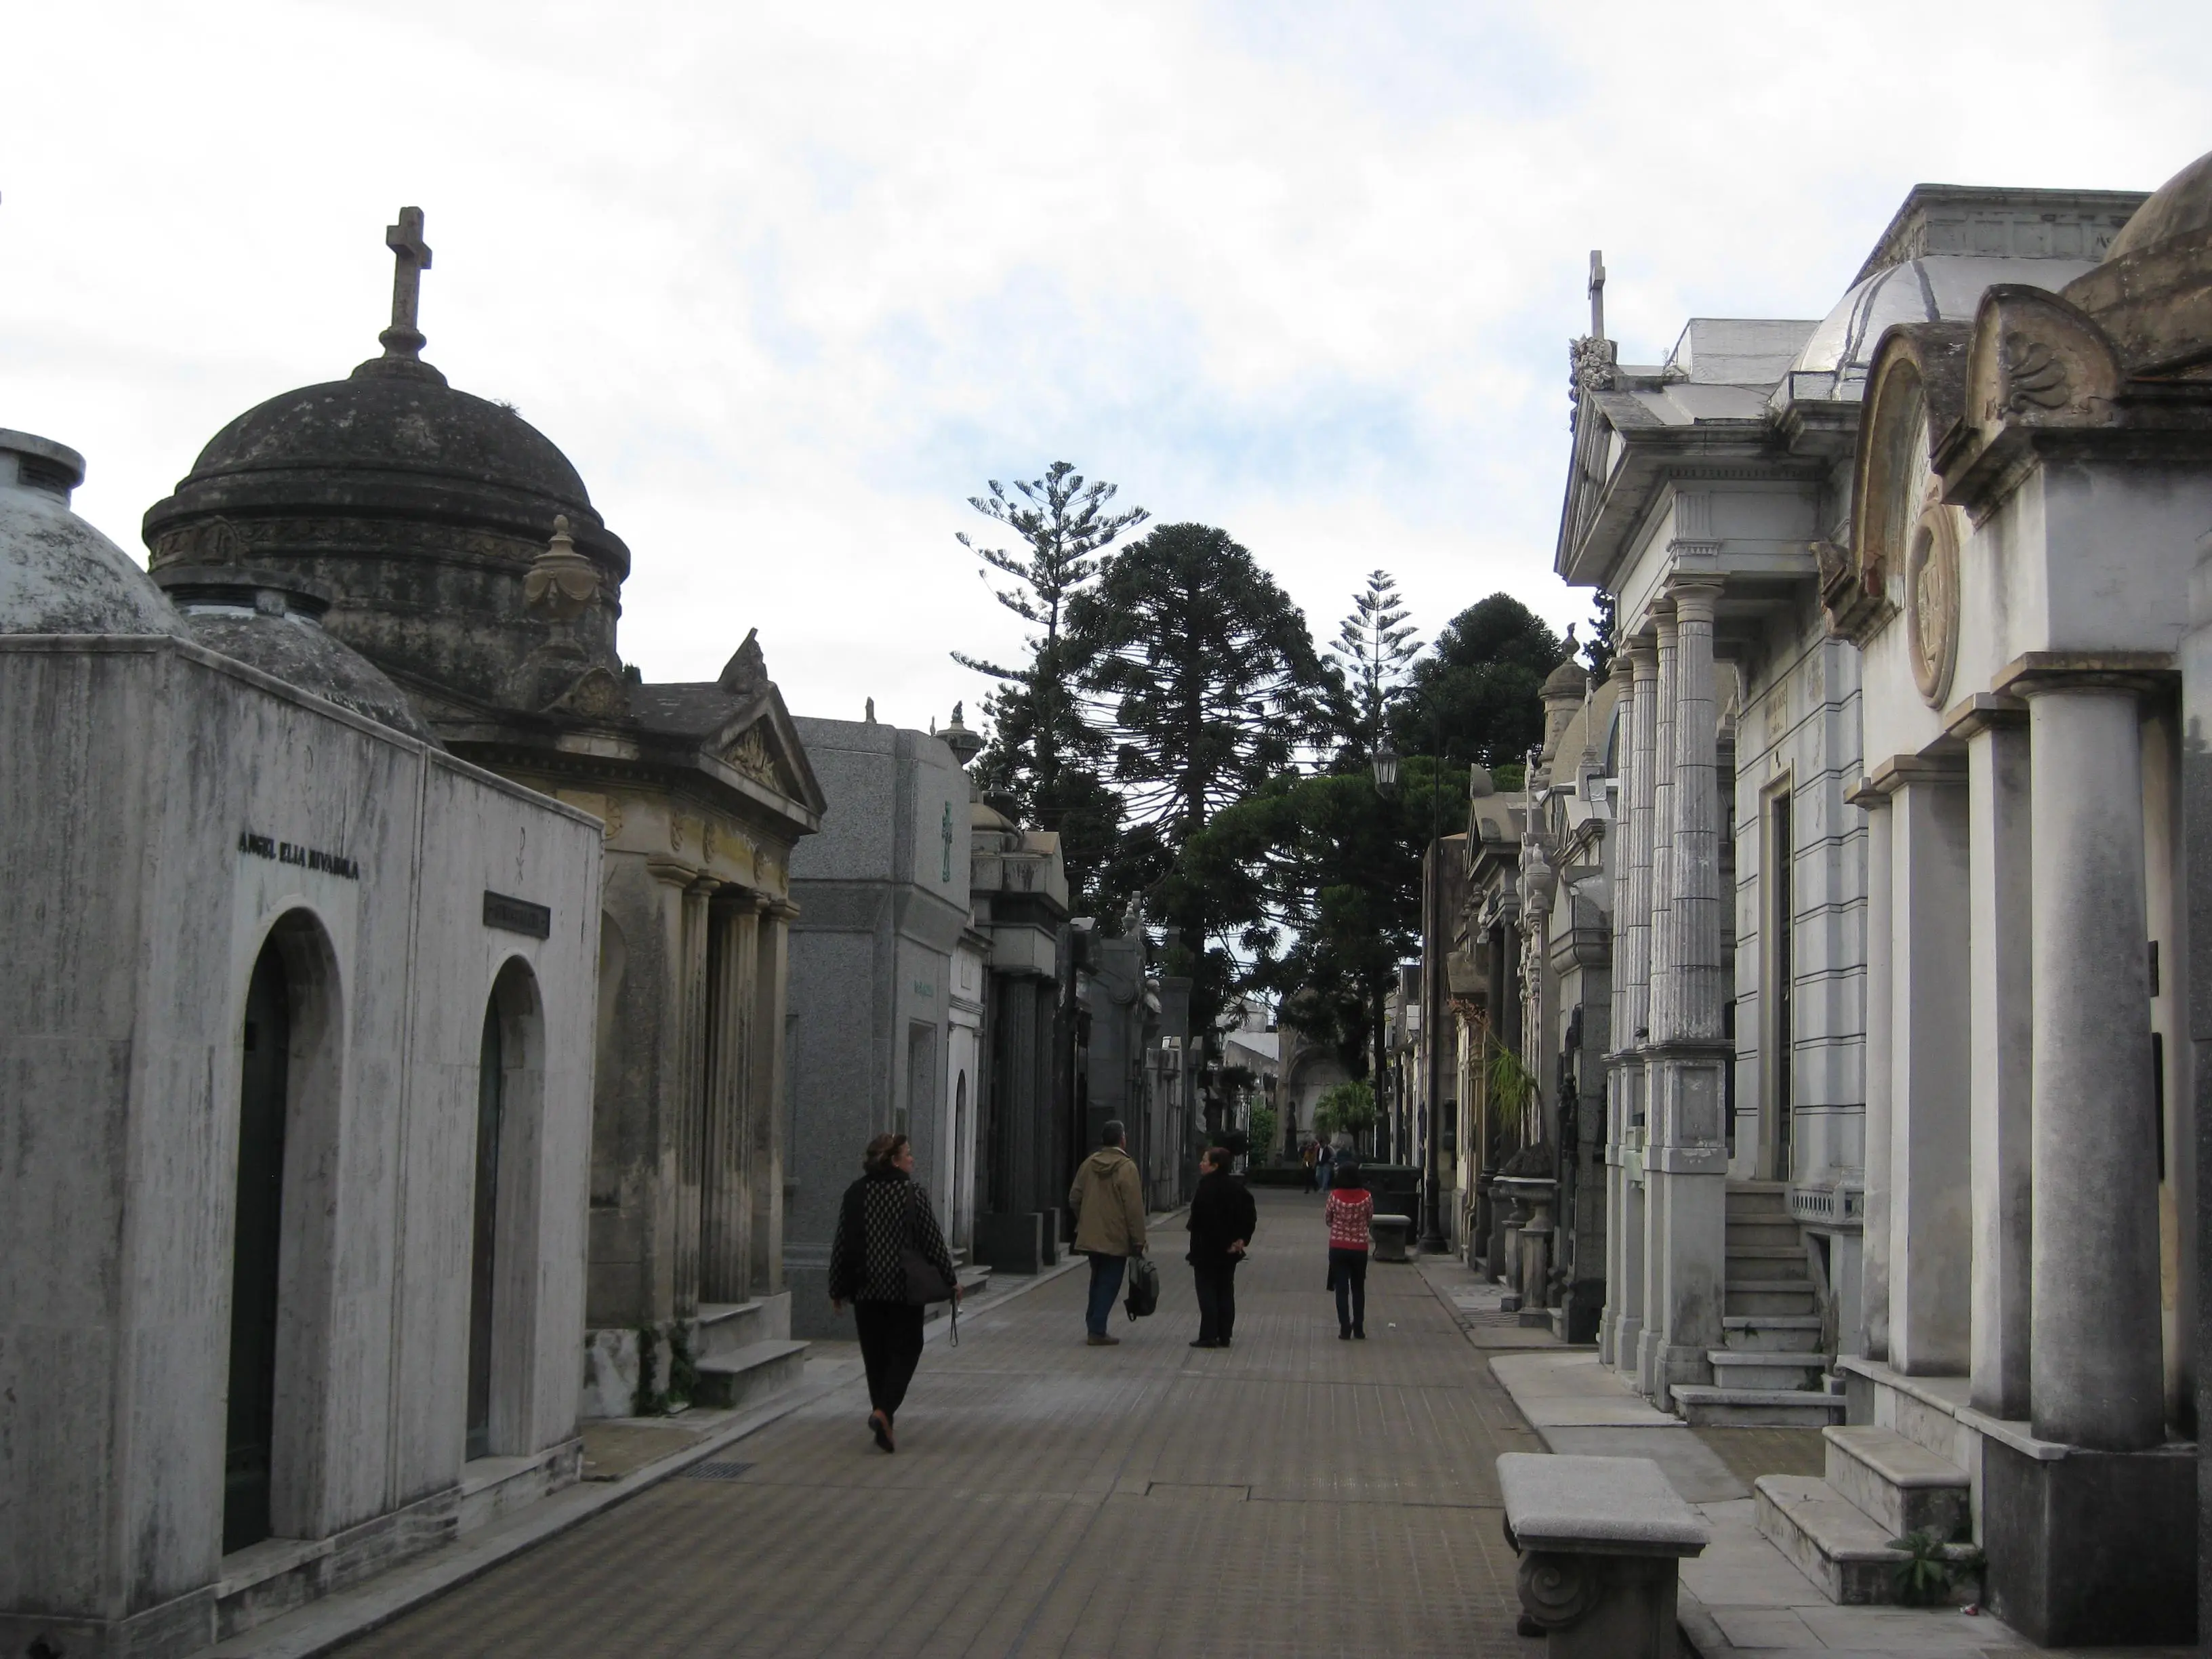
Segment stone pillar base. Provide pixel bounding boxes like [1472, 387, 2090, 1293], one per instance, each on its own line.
[1982, 1437, 2197, 1646]
[972, 1211, 1044, 1273]
[1612, 1315, 1643, 1381]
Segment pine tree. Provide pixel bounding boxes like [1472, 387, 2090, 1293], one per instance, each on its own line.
[952, 462, 1147, 905]
[1391, 592, 1568, 769]
[1326, 569, 1420, 760]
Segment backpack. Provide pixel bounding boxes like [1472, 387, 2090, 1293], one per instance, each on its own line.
[1123, 1253, 1160, 1319]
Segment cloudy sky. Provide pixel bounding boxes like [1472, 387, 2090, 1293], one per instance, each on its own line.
[5, 2, 2207, 730]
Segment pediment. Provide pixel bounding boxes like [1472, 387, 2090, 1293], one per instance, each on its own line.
[705, 695, 827, 823]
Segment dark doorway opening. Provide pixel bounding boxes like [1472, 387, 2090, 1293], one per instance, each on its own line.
[1772, 791, 1795, 1183]
[226, 942, 289, 1554]
[467, 995, 506, 1461]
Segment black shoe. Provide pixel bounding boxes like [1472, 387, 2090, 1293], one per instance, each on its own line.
[868, 1410, 895, 1454]
[1189, 1338, 1218, 1349]
[1338, 1328, 1351, 1340]
[1353, 1329, 1366, 1340]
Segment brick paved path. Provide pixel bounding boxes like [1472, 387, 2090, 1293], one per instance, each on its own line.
[342, 1191, 1545, 1658]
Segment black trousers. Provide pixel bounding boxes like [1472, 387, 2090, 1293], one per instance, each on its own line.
[1330, 1248, 1368, 1334]
[1191, 1260, 1240, 1343]
[853, 1300, 925, 1416]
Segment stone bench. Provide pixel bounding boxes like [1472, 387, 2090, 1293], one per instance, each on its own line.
[1370, 1213, 1412, 1262]
[1497, 1453, 1710, 1658]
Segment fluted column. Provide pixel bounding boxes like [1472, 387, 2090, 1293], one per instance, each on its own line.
[750, 897, 798, 1296]
[674, 874, 719, 1319]
[699, 890, 762, 1304]
[1853, 788, 1892, 1361]
[1616, 638, 1658, 1380]
[1646, 605, 1680, 1046]
[1668, 578, 1726, 1043]
[1600, 651, 1637, 1367]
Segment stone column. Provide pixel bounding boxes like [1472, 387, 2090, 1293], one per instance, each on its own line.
[2018, 680, 2165, 1449]
[2181, 534, 2212, 1639]
[1644, 579, 1729, 1402]
[1954, 699, 2034, 1416]
[750, 897, 799, 1296]
[699, 890, 761, 1305]
[1885, 760, 1971, 1376]
[1635, 617, 1677, 1392]
[674, 874, 719, 1319]
[1850, 787, 1892, 1361]
[1601, 654, 1638, 1367]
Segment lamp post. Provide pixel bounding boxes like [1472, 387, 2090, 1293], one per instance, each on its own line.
[1417, 716, 1452, 1254]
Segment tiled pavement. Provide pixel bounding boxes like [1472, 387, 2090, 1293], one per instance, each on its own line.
[337, 1191, 1547, 1658]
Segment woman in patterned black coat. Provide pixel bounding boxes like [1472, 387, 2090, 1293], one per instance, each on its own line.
[829, 1132, 960, 1452]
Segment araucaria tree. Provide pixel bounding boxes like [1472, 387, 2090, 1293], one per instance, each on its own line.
[1067, 523, 1332, 1010]
[952, 462, 1148, 905]
[1391, 592, 1568, 769]
[1327, 569, 1419, 760]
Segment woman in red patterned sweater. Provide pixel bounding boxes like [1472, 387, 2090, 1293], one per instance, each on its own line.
[1324, 1161, 1374, 1339]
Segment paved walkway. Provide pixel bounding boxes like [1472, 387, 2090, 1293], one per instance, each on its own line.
[335, 1191, 1547, 1658]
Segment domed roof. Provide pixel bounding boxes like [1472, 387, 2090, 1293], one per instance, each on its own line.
[1788, 253, 2101, 394]
[1542, 657, 1590, 699]
[1, 430, 189, 638]
[144, 356, 628, 580]
[2100, 148, 2212, 265]
[154, 565, 441, 743]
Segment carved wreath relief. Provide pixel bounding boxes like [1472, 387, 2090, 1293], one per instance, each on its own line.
[1904, 482, 1961, 710]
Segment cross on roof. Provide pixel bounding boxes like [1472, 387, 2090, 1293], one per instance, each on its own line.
[1587, 249, 1606, 341]
[380, 206, 433, 361]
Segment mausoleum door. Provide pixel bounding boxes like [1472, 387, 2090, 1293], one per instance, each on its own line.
[225, 943, 290, 1554]
[466, 996, 504, 1461]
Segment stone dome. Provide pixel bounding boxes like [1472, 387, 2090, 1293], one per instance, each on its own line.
[2099, 148, 2212, 265]
[154, 565, 441, 743]
[1788, 253, 2101, 395]
[2063, 149, 2212, 378]
[1542, 657, 1590, 699]
[0, 430, 189, 638]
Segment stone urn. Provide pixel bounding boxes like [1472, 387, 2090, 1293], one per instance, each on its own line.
[1492, 1176, 1559, 1310]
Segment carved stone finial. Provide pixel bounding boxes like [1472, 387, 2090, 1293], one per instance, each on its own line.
[865, 697, 876, 724]
[523, 514, 598, 621]
[718, 627, 768, 698]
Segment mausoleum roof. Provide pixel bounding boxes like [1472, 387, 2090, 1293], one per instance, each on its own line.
[154, 565, 441, 743]
[1, 429, 190, 638]
[2100, 149, 2212, 265]
[2064, 148, 2212, 378]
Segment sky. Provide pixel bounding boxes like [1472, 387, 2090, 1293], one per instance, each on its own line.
[5, 1, 2209, 733]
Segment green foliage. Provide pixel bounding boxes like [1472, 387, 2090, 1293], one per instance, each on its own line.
[1327, 569, 1419, 760]
[1247, 1104, 1279, 1164]
[1887, 1529, 1981, 1607]
[1069, 522, 1334, 1019]
[1314, 1079, 1377, 1140]
[954, 462, 1147, 907]
[1392, 593, 1568, 769]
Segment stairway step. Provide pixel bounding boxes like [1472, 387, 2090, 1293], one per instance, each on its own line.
[1725, 1282, 1818, 1316]
[691, 1338, 809, 1412]
[1727, 1244, 1809, 1266]
[1707, 1350, 1827, 1390]
[1823, 1425, 1969, 1540]
[1755, 1474, 1979, 1606]
[1726, 1221, 1803, 1248]
[1671, 1385, 1845, 1428]
[1720, 1315, 1824, 1353]
[694, 1293, 792, 1360]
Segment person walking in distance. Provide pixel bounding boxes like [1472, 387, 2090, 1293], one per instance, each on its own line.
[1185, 1146, 1256, 1349]
[829, 1132, 960, 1452]
[1325, 1159, 1374, 1339]
[1301, 1137, 1319, 1192]
[1315, 1139, 1334, 1200]
[1068, 1120, 1147, 1346]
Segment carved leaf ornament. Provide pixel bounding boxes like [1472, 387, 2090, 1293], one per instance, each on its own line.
[724, 725, 778, 789]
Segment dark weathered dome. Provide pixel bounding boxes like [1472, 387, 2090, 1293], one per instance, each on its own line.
[1, 429, 188, 638]
[143, 357, 627, 581]
[2100, 149, 2212, 266]
[2063, 149, 2212, 378]
[154, 564, 441, 743]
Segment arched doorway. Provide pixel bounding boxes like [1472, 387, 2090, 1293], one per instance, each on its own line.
[225, 941, 290, 1553]
[466, 994, 504, 1461]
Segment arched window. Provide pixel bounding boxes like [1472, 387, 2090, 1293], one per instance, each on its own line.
[225, 941, 289, 1553]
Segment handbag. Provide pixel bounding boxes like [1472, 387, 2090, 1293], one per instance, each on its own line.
[901, 1242, 956, 1306]
[1123, 1252, 1160, 1319]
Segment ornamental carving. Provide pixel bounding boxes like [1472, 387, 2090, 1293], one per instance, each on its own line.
[1567, 335, 1618, 405]
[1904, 482, 1961, 710]
[1516, 1551, 1599, 1630]
[723, 724, 779, 790]
[2003, 333, 2069, 413]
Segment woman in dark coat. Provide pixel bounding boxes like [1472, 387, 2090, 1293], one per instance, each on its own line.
[1185, 1146, 1258, 1349]
[829, 1132, 960, 1452]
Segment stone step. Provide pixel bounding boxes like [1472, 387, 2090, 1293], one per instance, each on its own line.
[1725, 1280, 1819, 1316]
[693, 1292, 792, 1361]
[1672, 1385, 1845, 1428]
[1823, 1425, 1970, 1541]
[1725, 1181, 1791, 1220]
[1725, 1218, 1803, 1249]
[691, 1338, 809, 1412]
[1721, 1314, 1824, 1352]
[1755, 1474, 1979, 1606]
[1706, 1349, 1827, 1391]
[1726, 1244, 1809, 1273]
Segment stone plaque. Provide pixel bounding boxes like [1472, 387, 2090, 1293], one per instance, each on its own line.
[483, 890, 551, 939]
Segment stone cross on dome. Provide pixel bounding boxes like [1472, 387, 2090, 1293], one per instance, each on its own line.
[1587, 249, 1606, 342]
[379, 206, 434, 361]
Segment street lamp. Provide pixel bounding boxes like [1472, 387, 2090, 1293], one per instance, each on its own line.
[1372, 740, 1400, 799]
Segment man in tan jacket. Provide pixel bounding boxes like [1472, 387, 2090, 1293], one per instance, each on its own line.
[1068, 1120, 1147, 1345]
